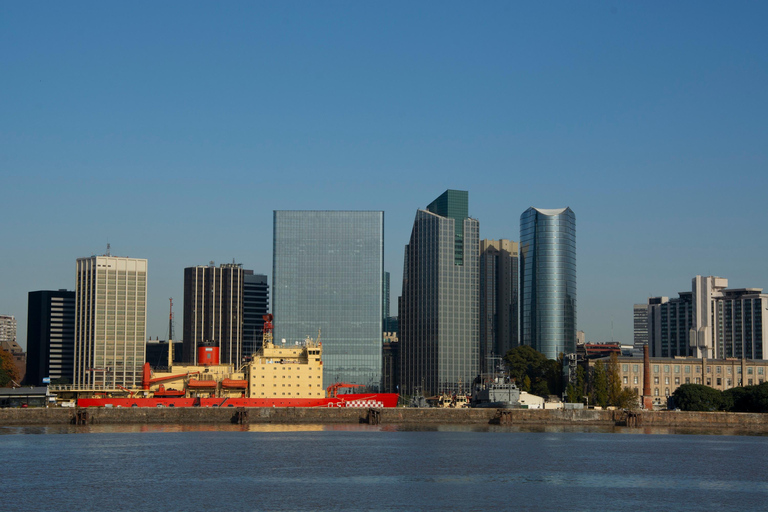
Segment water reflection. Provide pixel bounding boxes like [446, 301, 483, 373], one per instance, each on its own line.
[2, 423, 768, 436]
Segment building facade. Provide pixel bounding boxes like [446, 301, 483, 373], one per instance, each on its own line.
[644, 276, 768, 360]
[182, 263, 246, 365]
[74, 255, 147, 388]
[243, 273, 270, 358]
[519, 207, 577, 359]
[26, 290, 76, 385]
[399, 190, 479, 396]
[597, 356, 768, 407]
[272, 210, 384, 389]
[633, 303, 649, 350]
[479, 239, 518, 373]
[0, 315, 16, 347]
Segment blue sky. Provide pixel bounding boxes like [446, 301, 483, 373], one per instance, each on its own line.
[2, 2, 767, 349]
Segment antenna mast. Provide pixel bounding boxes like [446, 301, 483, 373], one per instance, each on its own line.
[167, 298, 174, 368]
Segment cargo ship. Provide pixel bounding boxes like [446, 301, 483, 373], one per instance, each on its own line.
[77, 315, 398, 408]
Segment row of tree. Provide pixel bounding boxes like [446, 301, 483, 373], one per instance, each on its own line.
[672, 383, 768, 412]
[503, 346, 638, 409]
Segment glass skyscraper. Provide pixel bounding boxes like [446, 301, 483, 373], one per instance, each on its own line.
[272, 211, 384, 390]
[399, 190, 479, 396]
[519, 207, 576, 359]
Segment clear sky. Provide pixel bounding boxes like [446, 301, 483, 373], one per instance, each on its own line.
[2, 2, 767, 350]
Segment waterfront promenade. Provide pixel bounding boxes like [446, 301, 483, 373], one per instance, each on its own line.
[2, 406, 768, 430]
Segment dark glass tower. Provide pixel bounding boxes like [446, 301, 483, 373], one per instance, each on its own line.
[520, 207, 576, 359]
[182, 263, 245, 365]
[400, 190, 479, 396]
[479, 240, 518, 373]
[26, 290, 76, 385]
[243, 273, 269, 357]
[272, 211, 384, 390]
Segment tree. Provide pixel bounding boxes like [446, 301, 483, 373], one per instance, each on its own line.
[0, 348, 19, 387]
[616, 387, 639, 410]
[566, 365, 586, 404]
[723, 382, 768, 413]
[672, 384, 724, 411]
[607, 353, 622, 407]
[591, 360, 609, 408]
[504, 346, 562, 398]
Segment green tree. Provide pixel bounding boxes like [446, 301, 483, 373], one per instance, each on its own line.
[723, 382, 768, 413]
[504, 346, 548, 384]
[607, 353, 622, 407]
[672, 384, 724, 411]
[591, 361, 609, 408]
[0, 349, 19, 387]
[566, 365, 587, 404]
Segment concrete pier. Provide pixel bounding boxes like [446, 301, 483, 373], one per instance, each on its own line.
[1, 406, 767, 430]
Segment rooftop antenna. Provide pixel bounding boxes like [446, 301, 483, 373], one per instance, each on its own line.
[106, 243, 111, 257]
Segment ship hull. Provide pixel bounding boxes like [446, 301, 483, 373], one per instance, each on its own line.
[77, 393, 399, 408]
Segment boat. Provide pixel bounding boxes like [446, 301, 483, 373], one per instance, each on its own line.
[75, 315, 399, 408]
[470, 357, 521, 408]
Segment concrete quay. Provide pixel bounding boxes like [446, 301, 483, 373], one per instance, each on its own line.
[1, 406, 768, 430]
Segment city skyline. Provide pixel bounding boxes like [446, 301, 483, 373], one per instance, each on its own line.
[3, 3, 768, 350]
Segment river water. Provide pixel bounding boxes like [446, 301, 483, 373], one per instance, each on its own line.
[2, 424, 767, 511]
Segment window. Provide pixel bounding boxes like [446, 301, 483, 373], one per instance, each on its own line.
[664, 365, 670, 373]
[623, 376, 628, 384]
[707, 379, 711, 386]
[665, 377, 670, 385]
[748, 368, 754, 375]
[717, 378, 722, 385]
[759, 368, 764, 375]
[727, 379, 731, 386]
[749, 379, 753, 385]
[675, 377, 680, 385]
[654, 388, 659, 396]
[654, 365, 659, 373]
[654, 377, 659, 384]
[685, 366, 691, 374]
[685, 378, 690, 384]
[674, 366, 680, 374]
[727, 367, 732, 375]
[633, 376, 638, 384]
[623, 364, 628, 372]
[737, 367, 742, 374]
[716, 366, 721, 374]
[633, 364, 639, 373]
[707, 366, 711, 374]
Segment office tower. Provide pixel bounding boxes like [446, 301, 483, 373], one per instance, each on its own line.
[399, 190, 479, 396]
[633, 303, 649, 350]
[182, 263, 246, 365]
[519, 207, 576, 359]
[26, 290, 76, 385]
[273, 211, 384, 389]
[383, 271, 390, 322]
[479, 239, 519, 373]
[74, 255, 147, 388]
[714, 288, 768, 359]
[243, 273, 269, 357]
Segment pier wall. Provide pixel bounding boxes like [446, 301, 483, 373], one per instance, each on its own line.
[1, 407, 768, 429]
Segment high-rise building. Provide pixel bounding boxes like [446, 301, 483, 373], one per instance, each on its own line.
[399, 190, 479, 395]
[273, 210, 384, 389]
[646, 276, 768, 360]
[74, 255, 147, 388]
[519, 207, 576, 359]
[0, 315, 16, 347]
[182, 263, 246, 365]
[479, 239, 518, 373]
[243, 273, 269, 358]
[633, 303, 649, 350]
[26, 290, 76, 385]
